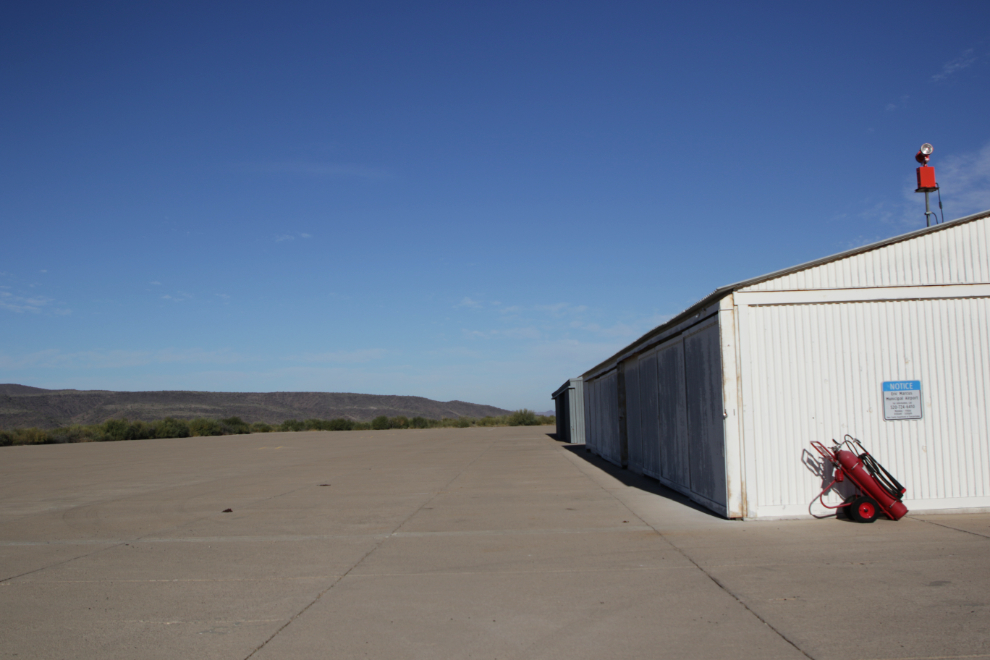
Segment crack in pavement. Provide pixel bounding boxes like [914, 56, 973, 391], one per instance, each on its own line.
[241, 436, 501, 660]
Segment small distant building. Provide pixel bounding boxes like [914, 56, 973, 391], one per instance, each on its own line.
[551, 378, 584, 444]
[570, 210, 990, 518]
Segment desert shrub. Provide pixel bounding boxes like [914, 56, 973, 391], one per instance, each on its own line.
[507, 409, 539, 426]
[123, 420, 154, 440]
[251, 422, 273, 433]
[188, 418, 223, 436]
[0, 430, 13, 446]
[536, 415, 556, 426]
[371, 415, 390, 430]
[61, 425, 102, 443]
[409, 416, 430, 429]
[221, 416, 251, 434]
[389, 416, 409, 429]
[101, 419, 133, 441]
[280, 419, 305, 432]
[327, 418, 353, 431]
[455, 417, 471, 428]
[352, 421, 372, 431]
[303, 418, 327, 431]
[2, 427, 51, 445]
[45, 428, 72, 444]
[155, 418, 190, 439]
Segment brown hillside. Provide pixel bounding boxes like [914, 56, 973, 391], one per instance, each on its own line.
[0, 386, 512, 430]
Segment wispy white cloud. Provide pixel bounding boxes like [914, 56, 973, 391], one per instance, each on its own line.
[535, 302, 588, 316]
[161, 291, 193, 302]
[932, 49, 977, 82]
[858, 140, 990, 229]
[457, 296, 483, 308]
[0, 348, 247, 370]
[290, 348, 386, 364]
[573, 313, 674, 338]
[275, 232, 311, 243]
[462, 327, 542, 340]
[150, 281, 161, 286]
[0, 291, 53, 313]
[884, 95, 909, 112]
[937, 141, 990, 216]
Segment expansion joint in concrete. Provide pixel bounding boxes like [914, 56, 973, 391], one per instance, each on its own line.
[241, 437, 500, 660]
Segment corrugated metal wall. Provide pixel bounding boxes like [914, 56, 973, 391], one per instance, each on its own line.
[683, 320, 727, 509]
[552, 379, 585, 444]
[586, 316, 729, 514]
[625, 356, 643, 474]
[742, 215, 990, 292]
[740, 297, 990, 517]
[569, 379, 585, 445]
[553, 388, 568, 442]
[654, 341, 687, 487]
[583, 379, 595, 454]
[599, 370, 621, 465]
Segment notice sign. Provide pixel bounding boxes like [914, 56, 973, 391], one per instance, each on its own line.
[883, 381, 922, 421]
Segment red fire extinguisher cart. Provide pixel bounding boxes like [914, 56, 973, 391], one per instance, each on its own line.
[810, 436, 908, 522]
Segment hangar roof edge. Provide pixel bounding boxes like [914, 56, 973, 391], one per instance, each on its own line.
[579, 208, 990, 380]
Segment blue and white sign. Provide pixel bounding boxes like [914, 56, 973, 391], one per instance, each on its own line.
[882, 381, 922, 421]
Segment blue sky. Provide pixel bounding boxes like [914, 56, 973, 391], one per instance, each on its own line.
[2, 1, 989, 412]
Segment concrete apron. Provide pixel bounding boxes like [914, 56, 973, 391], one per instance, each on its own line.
[0, 427, 987, 660]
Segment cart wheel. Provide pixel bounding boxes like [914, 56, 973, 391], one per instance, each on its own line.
[849, 496, 879, 523]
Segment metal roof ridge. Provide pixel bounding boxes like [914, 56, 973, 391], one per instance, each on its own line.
[579, 208, 990, 379]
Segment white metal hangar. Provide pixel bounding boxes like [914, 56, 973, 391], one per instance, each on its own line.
[576, 209, 990, 519]
[551, 378, 585, 444]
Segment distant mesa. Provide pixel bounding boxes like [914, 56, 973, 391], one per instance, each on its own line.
[0, 385, 511, 430]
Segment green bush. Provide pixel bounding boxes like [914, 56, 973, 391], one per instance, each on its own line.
[507, 409, 539, 426]
[221, 416, 251, 434]
[188, 418, 223, 436]
[327, 418, 353, 431]
[280, 419, 305, 432]
[0, 427, 51, 445]
[124, 420, 154, 440]
[48, 425, 91, 445]
[102, 418, 130, 441]
[0, 408, 560, 450]
[155, 418, 190, 439]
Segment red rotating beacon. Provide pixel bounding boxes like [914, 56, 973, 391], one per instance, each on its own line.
[810, 436, 908, 522]
[915, 143, 939, 227]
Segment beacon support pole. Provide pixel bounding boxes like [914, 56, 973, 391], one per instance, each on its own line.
[915, 143, 937, 227]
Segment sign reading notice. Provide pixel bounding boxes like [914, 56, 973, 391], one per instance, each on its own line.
[882, 381, 922, 421]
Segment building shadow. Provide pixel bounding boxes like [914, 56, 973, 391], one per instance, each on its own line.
[559, 443, 724, 519]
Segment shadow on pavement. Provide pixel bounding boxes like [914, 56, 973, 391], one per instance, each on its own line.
[558, 442, 723, 519]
